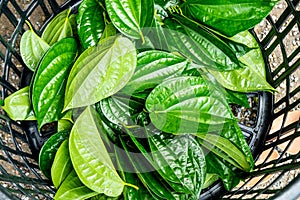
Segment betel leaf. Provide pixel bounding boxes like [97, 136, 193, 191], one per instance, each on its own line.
[181, 0, 278, 37]
[225, 89, 249, 108]
[54, 170, 99, 200]
[69, 106, 134, 197]
[38, 130, 70, 179]
[77, 0, 105, 49]
[163, 18, 242, 71]
[146, 76, 234, 134]
[41, 9, 75, 45]
[196, 133, 251, 172]
[51, 140, 73, 189]
[147, 130, 206, 198]
[98, 95, 144, 127]
[117, 134, 176, 199]
[63, 36, 137, 111]
[20, 22, 49, 71]
[2, 86, 36, 121]
[100, 23, 117, 41]
[122, 50, 189, 94]
[31, 38, 77, 129]
[202, 173, 219, 189]
[204, 151, 241, 190]
[105, 0, 154, 41]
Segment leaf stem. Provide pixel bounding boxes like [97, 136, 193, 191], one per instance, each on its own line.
[124, 182, 139, 190]
[25, 20, 34, 31]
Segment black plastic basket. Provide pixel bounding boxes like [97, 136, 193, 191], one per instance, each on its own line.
[0, 0, 299, 199]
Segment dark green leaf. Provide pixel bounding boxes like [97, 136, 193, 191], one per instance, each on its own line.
[54, 170, 99, 200]
[41, 9, 76, 45]
[117, 134, 177, 199]
[163, 18, 242, 71]
[77, 0, 105, 49]
[147, 131, 206, 198]
[64, 36, 136, 111]
[122, 50, 189, 94]
[51, 140, 73, 189]
[2, 86, 36, 121]
[69, 106, 132, 197]
[32, 38, 77, 129]
[204, 151, 241, 190]
[38, 130, 70, 179]
[181, 0, 278, 36]
[196, 133, 251, 172]
[20, 23, 49, 71]
[146, 76, 234, 134]
[226, 90, 249, 108]
[105, 0, 154, 41]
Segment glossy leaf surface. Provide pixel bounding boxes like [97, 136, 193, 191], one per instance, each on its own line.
[77, 0, 105, 49]
[38, 130, 70, 179]
[105, 0, 154, 40]
[41, 9, 75, 45]
[20, 25, 49, 71]
[64, 36, 136, 110]
[164, 19, 242, 71]
[2, 86, 35, 121]
[181, 0, 278, 36]
[69, 106, 126, 197]
[148, 131, 206, 198]
[196, 133, 251, 172]
[146, 76, 234, 134]
[54, 170, 99, 200]
[32, 38, 77, 129]
[122, 50, 189, 94]
[51, 140, 73, 189]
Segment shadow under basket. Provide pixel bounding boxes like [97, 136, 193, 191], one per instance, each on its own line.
[0, 0, 300, 199]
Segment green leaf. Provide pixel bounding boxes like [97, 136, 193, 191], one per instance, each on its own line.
[38, 130, 70, 179]
[196, 133, 251, 172]
[64, 36, 137, 111]
[20, 23, 49, 71]
[181, 0, 278, 37]
[148, 131, 206, 198]
[100, 23, 117, 41]
[146, 76, 234, 134]
[32, 38, 77, 129]
[202, 173, 219, 189]
[2, 86, 36, 121]
[105, 0, 154, 41]
[69, 106, 129, 197]
[204, 151, 241, 190]
[54, 170, 99, 200]
[77, 0, 105, 49]
[225, 89, 249, 108]
[98, 95, 144, 128]
[58, 119, 73, 132]
[117, 134, 176, 199]
[163, 18, 242, 71]
[41, 9, 75, 45]
[51, 140, 73, 189]
[122, 50, 189, 94]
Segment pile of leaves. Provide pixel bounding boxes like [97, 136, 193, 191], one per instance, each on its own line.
[1, 0, 278, 199]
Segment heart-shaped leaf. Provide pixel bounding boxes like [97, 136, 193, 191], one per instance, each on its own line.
[122, 50, 189, 94]
[51, 140, 73, 189]
[54, 170, 99, 200]
[105, 0, 154, 41]
[32, 37, 78, 129]
[69, 106, 132, 197]
[77, 0, 105, 49]
[41, 9, 76, 45]
[20, 22, 49, 71]
[64, 36, 136, 111]
[181, 0, 279, 37]
[146, 76, 234, 134]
